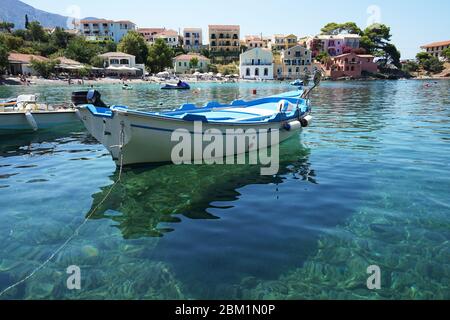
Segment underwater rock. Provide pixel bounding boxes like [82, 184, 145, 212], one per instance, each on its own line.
[81, 245, 99, 258]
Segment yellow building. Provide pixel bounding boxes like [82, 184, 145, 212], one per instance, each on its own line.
[270, 34, 298, 51]
[209, 25, 240, 63]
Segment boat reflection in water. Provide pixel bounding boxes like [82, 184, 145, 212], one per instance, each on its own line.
[87, 136, 316, 239]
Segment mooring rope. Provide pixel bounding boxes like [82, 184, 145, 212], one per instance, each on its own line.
[0, 125, 125, 298]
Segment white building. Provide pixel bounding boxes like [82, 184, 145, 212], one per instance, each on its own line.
[173, 54, 210, 74]
[150, 29, 179, 47]
[183, 28, 203, 51]
[76, 19, 136, 43]
[239, 47, 274, 80]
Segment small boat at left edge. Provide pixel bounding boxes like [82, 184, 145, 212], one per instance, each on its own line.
[0, 94, 80, 133]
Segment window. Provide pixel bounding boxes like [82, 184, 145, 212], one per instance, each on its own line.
[179, 62, 182, 66]
[255, 68, 259, 76]
[120, 59, 129, 65]
[264, 68, 268, 76]
[296, 67, 300, 73]
[288, 68, 292, 73]
[110, 59, 119, 65]
[185, 33, 191, 38]
[295, 51, 301, 57]
[351, 66, 354, 71]
[246, 68, 250, 76]
[184, 62, 187, 67]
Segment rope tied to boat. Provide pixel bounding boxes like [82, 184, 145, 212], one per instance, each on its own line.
[0, 125, 126, 298]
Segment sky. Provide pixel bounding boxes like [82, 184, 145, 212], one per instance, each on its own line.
[21, 0, 450, 59]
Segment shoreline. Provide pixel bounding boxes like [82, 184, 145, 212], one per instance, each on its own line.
[0, 75, 449, 86]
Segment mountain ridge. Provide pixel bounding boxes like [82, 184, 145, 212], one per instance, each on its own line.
[0, 0, 70, 29]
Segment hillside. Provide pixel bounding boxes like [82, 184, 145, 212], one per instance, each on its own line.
[0, 0, 69, 29]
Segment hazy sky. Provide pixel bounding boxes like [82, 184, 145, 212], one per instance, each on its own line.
[21, 0, 450, 59]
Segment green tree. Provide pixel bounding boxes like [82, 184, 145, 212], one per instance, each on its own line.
[28, 21, 48, 42]
[50, 27, 74, 49]
[90, 56, 106, 68]
[65, 37, 99, 64]
[402, 61, 419, 74]
[13, 29, 30, 41]
[189, 57, 199, 69]
[32, 41, 58, 57]
[416, 52, 444, 73]
[117, 31, 148, 64]
[146, 38, 174, 73]
[0, 43, 9, 74]
[0, 33, 24, 51]
[315, 52, 330, 63]
[361, 23, 401, 68]
[78, 66, 92, 78]
[321, 22, 363, 35]
[442, 47, 450, 61]
[30, 58, 60, 78]
[200, 48, 210, 59]
[0, 22, 15, 33]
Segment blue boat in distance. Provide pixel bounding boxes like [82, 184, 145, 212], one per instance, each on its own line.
[290, 79, 304, 87]
[161, 81, 191, 90]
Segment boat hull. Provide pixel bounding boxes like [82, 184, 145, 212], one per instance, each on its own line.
[78, 108, 302, 166]
[0, 111, 80, 132]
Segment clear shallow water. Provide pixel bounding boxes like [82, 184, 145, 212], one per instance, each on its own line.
[0, 80, 449, 300]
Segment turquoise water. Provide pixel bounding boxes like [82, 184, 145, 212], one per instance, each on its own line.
[0, 80, 449, 300]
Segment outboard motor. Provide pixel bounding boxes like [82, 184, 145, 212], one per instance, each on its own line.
[71, 90, 108, 108]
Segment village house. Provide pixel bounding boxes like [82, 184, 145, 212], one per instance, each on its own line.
[173, 54, 210, 74]
[183, 28, 203, 52]
[239, 47, 274, 80]
[270, 34, 298, 51]
[420, 40, 450, 60]
[209, 25, 240, 63]
[137, 28, 166, 43]
[244, 35, 271, 49]
[7, 53, 48, 75]
[75, 19, 136, 42]
[150, 29, 179, 47]
[322, 52, 378, 79]
[98, 52, 144, 76]
[278, 45, 315, 79]
[307, 34, 361, 57]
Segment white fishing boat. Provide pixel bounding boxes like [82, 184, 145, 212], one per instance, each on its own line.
[0, 94, 79, 132]
[76, 73, 321, 166]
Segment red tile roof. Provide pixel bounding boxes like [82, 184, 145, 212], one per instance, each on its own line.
[8, 53, 49, 64]
[174, 54, 210, 61]
[421, 40, 450, 48]
[209, 25, 240, 31]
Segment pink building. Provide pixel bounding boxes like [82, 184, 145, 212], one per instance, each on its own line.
[138, 28, 166, 42]
[307, 34, 361, 57]
[323, 53, 378, 79]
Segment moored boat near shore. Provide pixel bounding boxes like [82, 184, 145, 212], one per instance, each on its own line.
[0, 94, 80, 133]
[76, 75, 319, 167]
